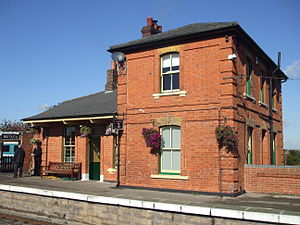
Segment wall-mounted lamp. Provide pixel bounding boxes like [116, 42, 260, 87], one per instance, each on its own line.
[228, 54, 237, 60]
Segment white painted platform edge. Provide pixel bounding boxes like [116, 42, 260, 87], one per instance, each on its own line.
[0, 184, 299, 225]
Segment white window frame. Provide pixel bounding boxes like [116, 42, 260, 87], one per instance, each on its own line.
[63, 127, 76, 162]
[161, 53, 180, 92]
[160, 126, 181, 174]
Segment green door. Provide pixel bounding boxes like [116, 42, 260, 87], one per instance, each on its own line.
[89, 136, 100, 180]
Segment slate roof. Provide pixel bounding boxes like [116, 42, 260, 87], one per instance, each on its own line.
[23, 90, 117, 121]
[108, 21, 287, 80]
[108, 22, 238, 52]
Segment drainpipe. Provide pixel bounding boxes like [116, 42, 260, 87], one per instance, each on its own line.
[218, 108, 222, 195]
[268, 75, 274, 165]
[116, 132, 121, 187]
[45, 127, 49, 168]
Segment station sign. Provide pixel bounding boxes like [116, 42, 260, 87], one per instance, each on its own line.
[1, 133, 20, 141]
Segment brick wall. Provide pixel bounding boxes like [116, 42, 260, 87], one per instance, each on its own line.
[26, 124, 116, 181]
[244, 165, 300, 195]
[101, 135, 117, 181]
[234, 40, 284, 167]
[21, 132, 34, 172]
[117, 32, 283, 194]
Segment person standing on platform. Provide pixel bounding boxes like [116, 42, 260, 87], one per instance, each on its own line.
[13, 144, 25, 178]
[32, 142, 42, 176]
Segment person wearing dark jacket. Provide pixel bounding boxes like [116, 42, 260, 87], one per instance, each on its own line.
[13, 144, 25, 178]
[32, 144, 42, 176]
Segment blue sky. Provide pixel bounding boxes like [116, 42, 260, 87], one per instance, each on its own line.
[0, 0, 299, 149]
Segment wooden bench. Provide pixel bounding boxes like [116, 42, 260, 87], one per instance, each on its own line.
[43, 162, 82, 180]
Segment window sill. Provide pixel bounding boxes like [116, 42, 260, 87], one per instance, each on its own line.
[150, 174, 189, 180]
[272, 108, 278, 113]
[153, 90, 187, 99]
[243, 93, 256, 103]
[258, 101, 268, 108]
[107, 168, 117, 173]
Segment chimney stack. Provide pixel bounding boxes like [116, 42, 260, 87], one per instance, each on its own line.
[105, 64, 118, 91]
[141, 17, 162, 37]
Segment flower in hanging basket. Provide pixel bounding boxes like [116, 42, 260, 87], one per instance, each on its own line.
[79, 125, 92, 138]
[215, 125, 238, 155]
[30, 138, 41, 145]
[142, 128, 162, 154]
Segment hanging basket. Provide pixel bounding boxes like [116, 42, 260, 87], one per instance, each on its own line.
[142, 128, 162, 155]
[30, 138, 41, 145]
[215, 125, 239, 155]
[79, 126, 92, 138]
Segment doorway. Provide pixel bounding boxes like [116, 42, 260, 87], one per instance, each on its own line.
[89, 136, 100, 180]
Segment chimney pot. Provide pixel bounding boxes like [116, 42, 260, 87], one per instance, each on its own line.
[147, 17, 153, 26]
[141, 17, 162, 37]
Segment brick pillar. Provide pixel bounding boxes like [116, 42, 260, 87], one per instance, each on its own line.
[21, 132, 34, 172]
[220, 149, 240, 194]
[76, 136, 89, 180]
[105, 69, 117, 91]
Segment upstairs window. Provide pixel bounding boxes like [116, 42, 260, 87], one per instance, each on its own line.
[246, 58, 253, 96]
[161, 53, 180, 91]
[260, 70, 266, 103]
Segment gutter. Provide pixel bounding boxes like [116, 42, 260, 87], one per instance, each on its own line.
[22, 115, 115, 124]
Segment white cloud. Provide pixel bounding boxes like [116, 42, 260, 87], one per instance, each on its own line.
[284, 58, 300, 79]
[37, 104, 49, 110]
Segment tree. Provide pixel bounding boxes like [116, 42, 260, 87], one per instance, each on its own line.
[285, 150, 300, 166]
[0, 119, 29, 132]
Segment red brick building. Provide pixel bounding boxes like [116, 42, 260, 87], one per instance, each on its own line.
[108, 18, 287, 195]
[23, 90, 118, 182]
[23, 18, 290, 195]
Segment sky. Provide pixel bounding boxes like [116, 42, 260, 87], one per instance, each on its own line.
[0, 0, 299, 149]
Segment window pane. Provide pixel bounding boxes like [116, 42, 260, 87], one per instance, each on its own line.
[163, 74, 171, 91]
[172, 65, 179, 71]
[172, 73, 179, 90]
[3, 146, 9, 152]
[66, 127, 76, 137]
[162, 128, 170, 148]
[161, 150, 172, 170]
[247, 128, 252, 164]
[172, 127, 180, 148]
[162, 55, 171, 72]
[65, 138, 71, 145]
[246, 59, 252, 76]
[172, 150, 181, 171]
[71, 137, 75, 145]
[172, 54, 179, 67]
[163, 67, 170, 73]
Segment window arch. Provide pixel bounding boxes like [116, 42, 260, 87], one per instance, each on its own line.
[161, 53, 180, 91]
[160, 126, 181, 174]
